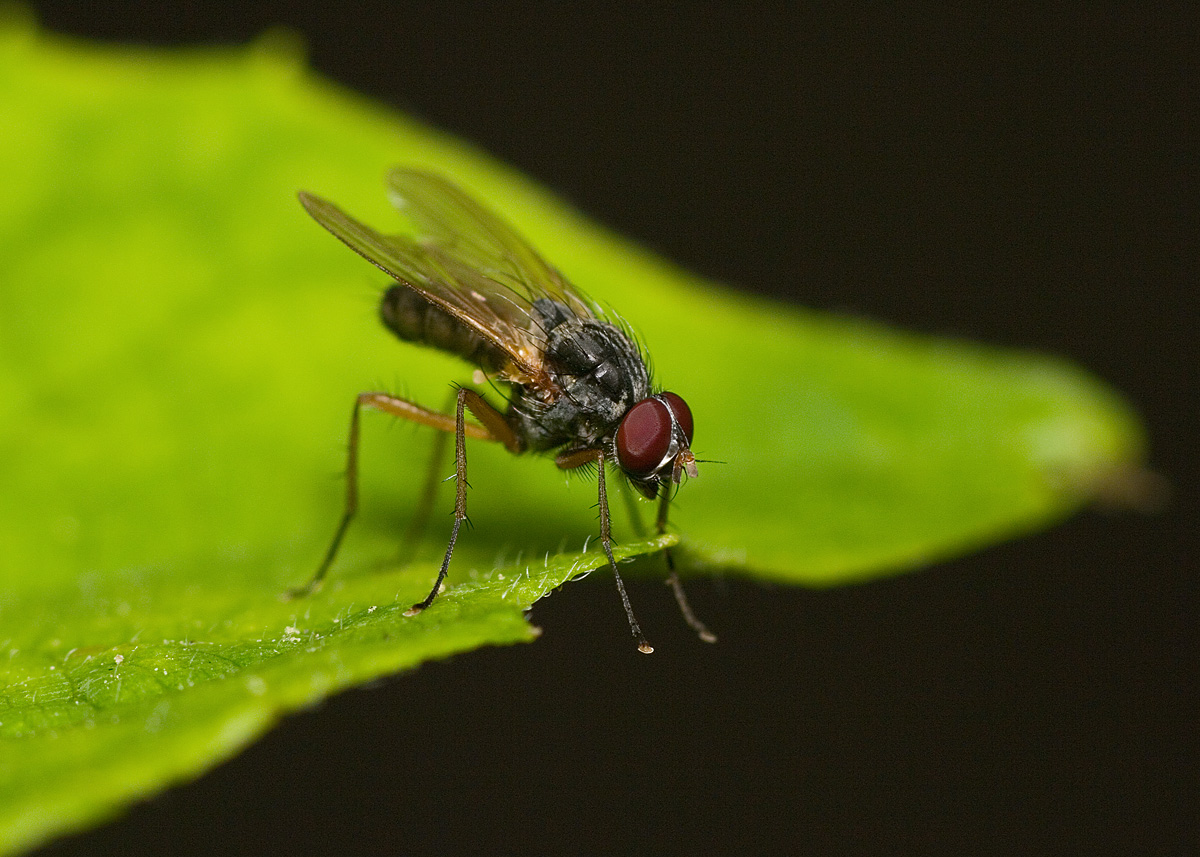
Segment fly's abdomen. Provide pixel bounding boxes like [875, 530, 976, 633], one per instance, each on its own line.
[380, 284, 507, 373]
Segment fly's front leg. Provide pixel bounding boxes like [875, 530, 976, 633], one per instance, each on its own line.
[289, 389, 500, 600]
[557, 448, 653, 653]
[598, 451, 653, 653]
[405, 387, 519, 616]
[657, 487, 717, 644]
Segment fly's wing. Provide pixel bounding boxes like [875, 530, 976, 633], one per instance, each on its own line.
[298, 188, 560, 387]
[385, 169, 599, 322]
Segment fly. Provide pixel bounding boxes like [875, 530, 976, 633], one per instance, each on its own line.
[291, 168, 714, 653]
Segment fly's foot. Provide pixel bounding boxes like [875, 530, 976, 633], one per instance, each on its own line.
[282, 579, 322, 601]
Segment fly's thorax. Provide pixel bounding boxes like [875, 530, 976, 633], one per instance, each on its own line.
[543, 317, 649, 404]
[531, 297, 575, 331]
[508, 306, 651, 452]
[380, 284, 508, 374]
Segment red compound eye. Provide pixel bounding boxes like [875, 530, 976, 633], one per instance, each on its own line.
[616, 398, 672, 477]
[660, 391, 693, 445]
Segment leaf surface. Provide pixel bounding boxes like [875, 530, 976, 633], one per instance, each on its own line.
[0, 23, 1144, 854]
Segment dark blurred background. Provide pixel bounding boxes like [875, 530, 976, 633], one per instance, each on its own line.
[31, 3, 1195, 855]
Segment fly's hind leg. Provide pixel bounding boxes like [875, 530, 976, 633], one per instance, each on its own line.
[394, 390, 456, 568]
[287, 389, 511, 601]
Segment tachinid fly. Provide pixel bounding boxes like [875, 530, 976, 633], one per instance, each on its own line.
[292, 169, 713, 652]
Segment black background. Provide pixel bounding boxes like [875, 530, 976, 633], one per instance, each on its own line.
[30, 4, 1195, 856]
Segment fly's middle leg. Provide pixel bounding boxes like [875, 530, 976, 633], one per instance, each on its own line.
[405, 386, 519, 615]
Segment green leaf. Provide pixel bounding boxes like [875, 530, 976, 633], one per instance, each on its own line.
[0, 21, 1145, 855]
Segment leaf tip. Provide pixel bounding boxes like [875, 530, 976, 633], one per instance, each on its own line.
[1074, 463, 1170, 514]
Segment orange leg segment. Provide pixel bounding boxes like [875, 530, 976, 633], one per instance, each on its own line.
[288, 388, 514, 600]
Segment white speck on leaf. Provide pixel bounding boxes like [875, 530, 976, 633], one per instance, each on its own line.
[245, 675, 267, 696]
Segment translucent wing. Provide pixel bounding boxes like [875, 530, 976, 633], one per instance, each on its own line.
[298, 182, 574, 388]
[385, 168, 597, 321]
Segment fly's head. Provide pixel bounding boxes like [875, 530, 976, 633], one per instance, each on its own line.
[614, 392, 698, 499]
